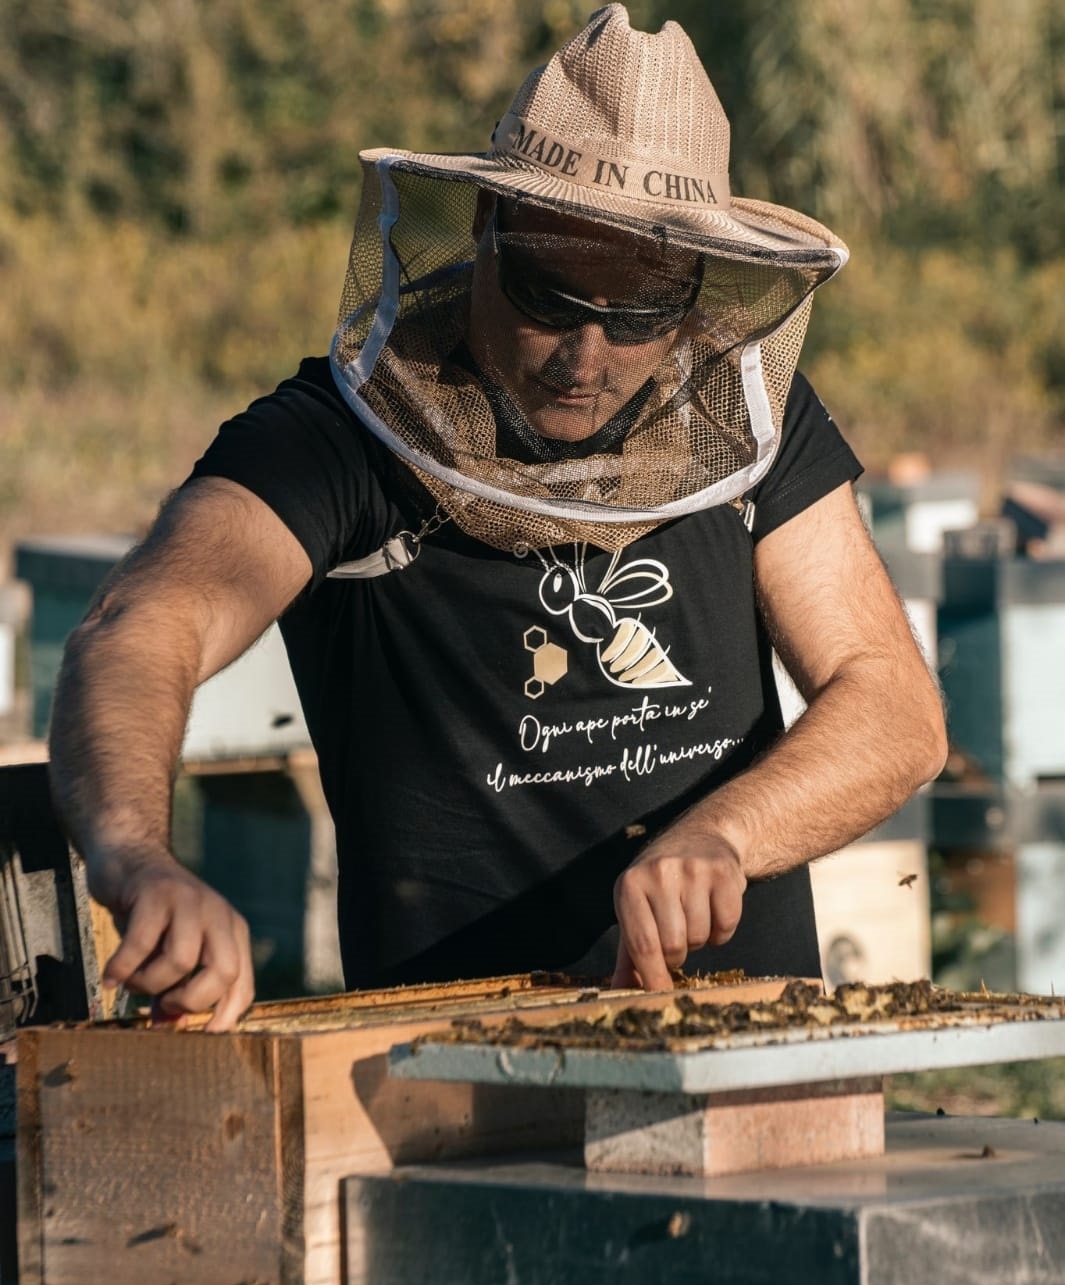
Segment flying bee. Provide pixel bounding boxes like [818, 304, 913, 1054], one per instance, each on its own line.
[536, 544, 690, 689]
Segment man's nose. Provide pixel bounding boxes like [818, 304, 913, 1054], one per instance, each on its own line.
[556, 322, 612, 377]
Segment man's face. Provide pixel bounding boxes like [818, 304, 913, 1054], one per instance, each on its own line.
[468, 199, 700, 443]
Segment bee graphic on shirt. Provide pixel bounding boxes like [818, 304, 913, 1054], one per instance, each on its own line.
[533, 544, 690, 690]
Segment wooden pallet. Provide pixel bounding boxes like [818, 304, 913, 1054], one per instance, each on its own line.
[16, 973, 794, 1285]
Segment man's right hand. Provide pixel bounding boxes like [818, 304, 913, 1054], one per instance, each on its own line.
[46, 479, 311, 1033]
[93, 852, 254, 1032]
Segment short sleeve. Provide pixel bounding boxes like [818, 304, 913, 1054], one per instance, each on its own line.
[749, 372, 862, 541]
[187, 357, 398, 584]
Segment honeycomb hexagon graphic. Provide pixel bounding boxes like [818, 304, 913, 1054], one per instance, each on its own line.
[523, 627, 568, 699]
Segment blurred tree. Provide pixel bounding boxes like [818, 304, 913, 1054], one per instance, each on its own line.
[647, 0, 1064, 463]
[1, 0, 1060, 255]
[0, 0, 599, 234]
[666, 0, 1063, 258]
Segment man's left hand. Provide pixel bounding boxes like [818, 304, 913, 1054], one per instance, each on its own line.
[611, 827, 747, 990]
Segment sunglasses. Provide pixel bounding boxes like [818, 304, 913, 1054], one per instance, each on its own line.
[491, 206, 700, 345]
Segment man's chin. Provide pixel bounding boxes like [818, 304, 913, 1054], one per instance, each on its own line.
[526, 404, 613, 444]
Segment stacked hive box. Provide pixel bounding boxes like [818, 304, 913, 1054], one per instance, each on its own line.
[16, 973, 794, 1285]
[937, 541, 1065, 993]
[776, 546, 941, 988]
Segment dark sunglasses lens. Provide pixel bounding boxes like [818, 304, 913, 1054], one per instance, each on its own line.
[501, 268, 691, 342]
[499, 275, 575, 329]
[603, 306, 689, 343]
[493, 211, 698, 342]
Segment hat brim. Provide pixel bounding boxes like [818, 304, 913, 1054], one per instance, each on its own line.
[360, 147, 849, 273]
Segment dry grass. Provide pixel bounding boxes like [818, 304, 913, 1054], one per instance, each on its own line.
[804, 240, 1063, 471]
[0, 214, 350, 571]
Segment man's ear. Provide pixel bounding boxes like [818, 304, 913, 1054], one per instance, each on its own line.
[472, 189, 496, 240]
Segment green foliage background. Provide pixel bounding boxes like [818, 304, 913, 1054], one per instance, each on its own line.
[2, 0, 1064, 551]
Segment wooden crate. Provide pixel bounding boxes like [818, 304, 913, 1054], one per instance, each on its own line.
[1, 1051, 14, 1285]
[17, 974, 793, 1285]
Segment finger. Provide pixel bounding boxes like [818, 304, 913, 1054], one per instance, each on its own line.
[644, 887, 690, 971]
[615, 889, 673, 992]
[158, 919, 242, 1012]
[125, 912, 205, 996]
[155, 968, 225, 1018]
[205, 920, 255, 1032]
[205, 980, 254, 1033]
[155, 903, 251, 1015]
[707, 880, 744, 946]
[610, 938, 639, 989]
[148, 996, 190, 1029]
[103, 900, 173, 987]
[204, 965, 255, 1033]
[680, 887, 712, 951]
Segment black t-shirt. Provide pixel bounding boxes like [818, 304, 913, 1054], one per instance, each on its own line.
[190, 358, 861, 988]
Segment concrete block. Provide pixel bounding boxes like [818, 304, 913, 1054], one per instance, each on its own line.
[585, 1078, 884, 1177]
[345, 1115, 1065, 1285]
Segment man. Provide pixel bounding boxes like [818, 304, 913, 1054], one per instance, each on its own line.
[48, 5, 946, 1031]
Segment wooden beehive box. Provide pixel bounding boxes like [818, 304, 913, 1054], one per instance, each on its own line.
[16, 973, 792, 1285]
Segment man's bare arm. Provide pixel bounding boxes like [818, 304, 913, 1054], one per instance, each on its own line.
[613, 482, 948, 989]
[48, 477, 312, 1029]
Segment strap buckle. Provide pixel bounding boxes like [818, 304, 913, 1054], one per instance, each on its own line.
[327, 507, 450, 580]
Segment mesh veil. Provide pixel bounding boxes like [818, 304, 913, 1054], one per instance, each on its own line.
[331, 160, 835, 553]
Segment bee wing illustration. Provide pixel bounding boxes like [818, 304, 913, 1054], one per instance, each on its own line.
[597, 554, 675, 609]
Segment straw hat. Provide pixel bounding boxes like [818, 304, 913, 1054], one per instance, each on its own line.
[331, 5, 848, 553]
[359, 3, 847, 268]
